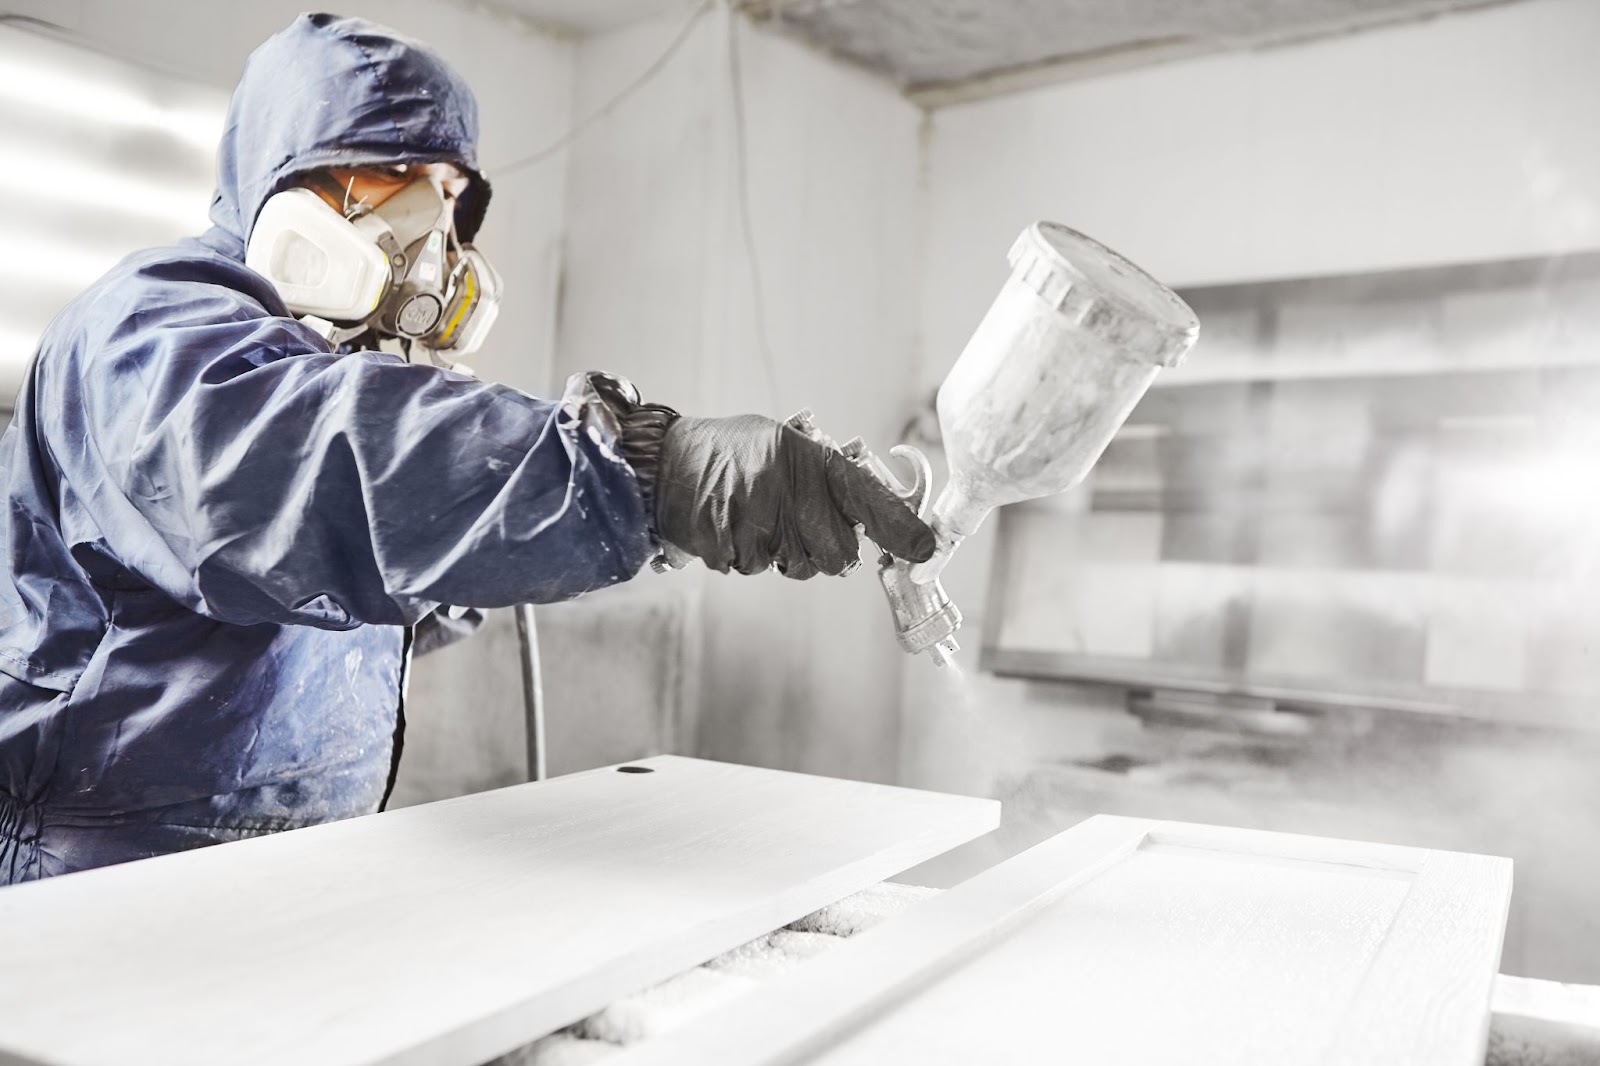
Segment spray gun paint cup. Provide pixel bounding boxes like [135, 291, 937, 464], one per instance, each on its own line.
[752, 224, 1198, 668]
[912, 222, 1200, 585]
[850, 223, 1198, 667]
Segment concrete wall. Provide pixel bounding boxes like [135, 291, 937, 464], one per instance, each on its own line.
[553, 7, 925, 782]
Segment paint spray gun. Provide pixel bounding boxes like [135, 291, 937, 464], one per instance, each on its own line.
[804, 222, 1201, 667]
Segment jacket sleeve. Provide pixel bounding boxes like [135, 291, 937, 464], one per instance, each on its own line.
[43, 262, 655, 629]
[412, 606, 487, 656]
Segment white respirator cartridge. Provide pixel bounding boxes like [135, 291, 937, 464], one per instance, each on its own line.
[247, 188, 392, 322]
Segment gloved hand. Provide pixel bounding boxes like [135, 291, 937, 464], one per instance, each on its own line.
[654, 414, 937, 580]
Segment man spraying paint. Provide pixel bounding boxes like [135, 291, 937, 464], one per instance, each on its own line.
[0, 14, 934, 883]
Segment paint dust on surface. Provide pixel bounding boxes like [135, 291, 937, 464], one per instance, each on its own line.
[482, 882, 938, 1065]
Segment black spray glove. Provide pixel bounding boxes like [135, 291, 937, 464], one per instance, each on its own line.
[654, 414, 938, 580]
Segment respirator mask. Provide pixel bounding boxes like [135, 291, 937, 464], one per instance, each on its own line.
[245, 169, 502, 365]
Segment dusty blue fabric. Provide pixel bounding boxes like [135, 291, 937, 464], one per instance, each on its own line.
[0, 13, 651, 883]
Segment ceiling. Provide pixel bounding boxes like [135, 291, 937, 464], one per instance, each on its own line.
[487, 0, 1507, 101]
[740, 0, 1506, 102]
[481, 0, 694, 36]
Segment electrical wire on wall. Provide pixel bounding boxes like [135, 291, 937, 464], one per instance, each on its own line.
[495, 0, 716, 177]
[725, 9, 784, 411]
[491, 0, 786, 412]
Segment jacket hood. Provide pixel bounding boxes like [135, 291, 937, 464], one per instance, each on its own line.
[207, 12, 492, 258]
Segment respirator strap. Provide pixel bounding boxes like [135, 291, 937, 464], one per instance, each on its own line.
[305, 171, 368, 219]
[299, 315, 371, 348]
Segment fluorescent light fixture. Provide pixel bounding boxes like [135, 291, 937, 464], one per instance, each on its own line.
[0, 231, 127, 289]
[1, 330, 40, 404]
[0, 147, 211, 230]
[0, 328, 40, 356]
[0, 56, 224, 152]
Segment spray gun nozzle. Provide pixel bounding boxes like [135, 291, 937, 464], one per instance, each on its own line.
[877, 550, 963, 663]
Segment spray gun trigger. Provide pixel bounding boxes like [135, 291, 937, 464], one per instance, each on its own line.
[886, 445, 933, 518]
[847, 442, 932, 519]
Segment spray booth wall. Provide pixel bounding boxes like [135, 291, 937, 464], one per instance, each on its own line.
[901, 0, 1600, 984]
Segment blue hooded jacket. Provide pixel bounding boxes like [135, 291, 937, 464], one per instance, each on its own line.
[0, 14, 652, 883]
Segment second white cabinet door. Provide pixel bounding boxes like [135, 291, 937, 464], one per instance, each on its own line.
[619, 816, 1513, 1066]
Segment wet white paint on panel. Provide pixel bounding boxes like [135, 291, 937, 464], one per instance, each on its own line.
[821, 846, 1412, 1065]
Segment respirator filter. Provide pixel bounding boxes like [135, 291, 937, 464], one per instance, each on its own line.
[426, 248, 502, 358]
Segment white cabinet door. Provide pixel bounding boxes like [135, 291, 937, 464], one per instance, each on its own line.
[618, 816, 1512, 1066]
[0, 756, 998, 1066]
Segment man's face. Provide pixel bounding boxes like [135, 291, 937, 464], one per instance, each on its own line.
[308, 162, 469, 218]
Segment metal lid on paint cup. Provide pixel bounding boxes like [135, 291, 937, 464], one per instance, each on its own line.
[1006, 222, 1200, 368]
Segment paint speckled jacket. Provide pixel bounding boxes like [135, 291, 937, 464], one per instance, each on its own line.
[0, 14, 652, 882]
